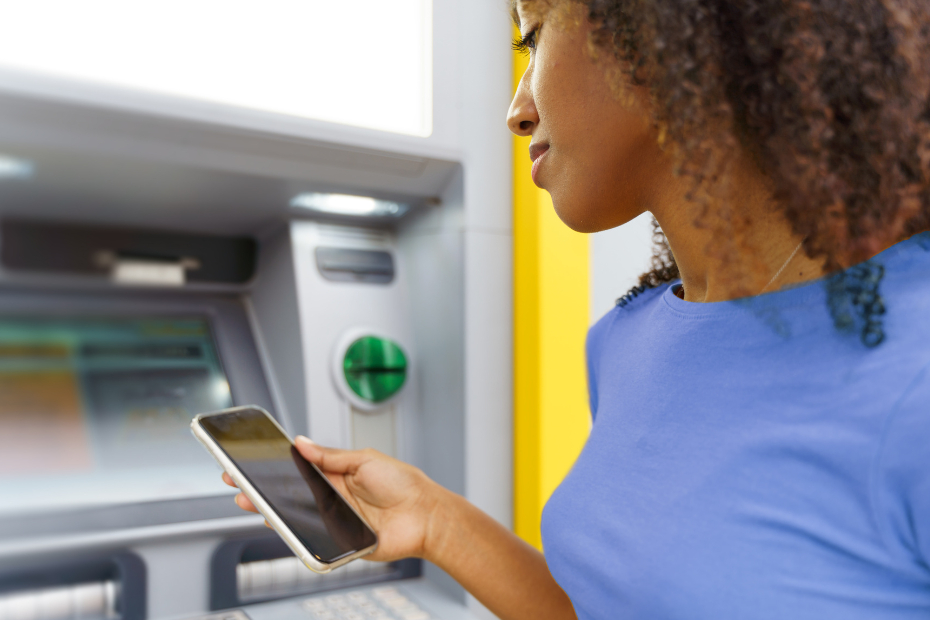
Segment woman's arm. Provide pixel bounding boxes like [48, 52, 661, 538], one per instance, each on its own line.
[225, 436, 576, 620]
[425, 487, 576, 620]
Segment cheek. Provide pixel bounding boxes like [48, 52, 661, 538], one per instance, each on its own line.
[550, 102, 661, 232]
[552, 68, 645, 154]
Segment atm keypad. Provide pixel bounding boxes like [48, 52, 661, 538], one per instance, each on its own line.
[302, 587, 430, 620]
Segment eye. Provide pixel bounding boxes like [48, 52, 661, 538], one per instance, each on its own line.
[511, 27, 538, 56]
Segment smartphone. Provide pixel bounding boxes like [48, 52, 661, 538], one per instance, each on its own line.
[191, 406, 378, 573]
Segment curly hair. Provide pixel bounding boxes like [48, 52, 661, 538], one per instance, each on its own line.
[520, 0, 930, 345]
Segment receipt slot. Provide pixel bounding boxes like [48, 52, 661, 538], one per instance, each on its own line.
[333, 331, 408, 457]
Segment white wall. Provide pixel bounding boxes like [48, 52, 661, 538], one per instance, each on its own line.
[589, 212, 655, 324]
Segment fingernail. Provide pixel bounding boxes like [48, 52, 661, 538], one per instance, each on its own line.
[296, 435, 314, 445]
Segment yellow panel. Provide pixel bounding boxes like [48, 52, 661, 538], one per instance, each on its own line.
[513, 35, 592, 550]
[537, 191, 591, 506]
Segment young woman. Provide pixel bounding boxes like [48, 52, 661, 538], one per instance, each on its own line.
[228, 0, 930, 617]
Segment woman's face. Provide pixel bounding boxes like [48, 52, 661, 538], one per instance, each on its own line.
[507, 1, 672, 232]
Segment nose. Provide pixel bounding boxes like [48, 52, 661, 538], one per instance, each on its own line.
[507, 69, 538, 137]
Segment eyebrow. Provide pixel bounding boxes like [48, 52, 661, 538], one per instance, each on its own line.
[511, 0, 519, 27]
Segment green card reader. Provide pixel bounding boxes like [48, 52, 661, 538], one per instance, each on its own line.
[341, 335, 407, 405]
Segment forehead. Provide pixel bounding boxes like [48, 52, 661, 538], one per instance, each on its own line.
[511, 0, 541, 25]
[512, 0, 566, 28]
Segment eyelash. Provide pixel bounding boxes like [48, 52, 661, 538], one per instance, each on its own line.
[512, 28, 537, 56]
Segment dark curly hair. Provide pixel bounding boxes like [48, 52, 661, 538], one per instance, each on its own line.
[516, 0, 930, 346]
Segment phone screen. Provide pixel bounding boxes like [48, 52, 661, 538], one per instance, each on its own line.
[198, 408, 377, 563]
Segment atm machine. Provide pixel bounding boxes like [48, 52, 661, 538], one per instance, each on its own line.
[0, 4, 513, 619]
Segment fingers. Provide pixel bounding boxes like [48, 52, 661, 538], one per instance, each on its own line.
[222, 472, 237, 488]
[235, 493, 259, 513]
[232, 491, 264, 525]
[295, 436, 378, 474]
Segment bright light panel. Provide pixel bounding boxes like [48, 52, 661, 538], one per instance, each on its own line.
[0, 154, 34, 179]
[291, 193, 409, 217]
[0, 0, 433, 137]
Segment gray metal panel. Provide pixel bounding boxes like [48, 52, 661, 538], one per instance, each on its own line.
[250, 228, 307, 437]
[397, 167, 467, 605]
[0, 140, 452, 239]
[456, 0, 516, 608]
[136, 537, 220, 618]
[398, 169, 466, 499]
[459, 0, 514, 234]
[0, 496, 241, 541]
[0, 94, 459, 239]
[456, 18, 515, 616]
[462, 230, 513, 526]
[0, 516, 265, 562]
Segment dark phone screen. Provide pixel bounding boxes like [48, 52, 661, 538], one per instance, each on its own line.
[199, 408, 377, 563]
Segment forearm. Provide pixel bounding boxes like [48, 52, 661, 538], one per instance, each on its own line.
[424, 490, 576, 620]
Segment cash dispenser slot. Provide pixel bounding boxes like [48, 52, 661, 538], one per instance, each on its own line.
[0, 581, 118, 620]
[1, 219, 257, 285]
[209, 535, 419, 609]
[0, 552, 145, 620]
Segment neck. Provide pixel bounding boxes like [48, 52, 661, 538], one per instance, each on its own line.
[649, 154, 825, 303]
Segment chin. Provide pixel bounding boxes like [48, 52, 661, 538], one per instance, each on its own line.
[550, 192, 637, 234]
[555, 211, 604, 233]
[549, 191, 597, 233]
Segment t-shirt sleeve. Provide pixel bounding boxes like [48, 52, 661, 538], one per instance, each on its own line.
[874, 362, 930, 569]
[585, 310, 615, 421]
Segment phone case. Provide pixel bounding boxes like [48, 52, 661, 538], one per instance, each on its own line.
[190, 405, 378, 574]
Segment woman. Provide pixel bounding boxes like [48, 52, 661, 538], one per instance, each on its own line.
[228, 0, 930, 617]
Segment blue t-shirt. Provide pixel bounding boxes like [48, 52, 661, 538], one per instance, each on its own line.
[542, 232, 930, 619]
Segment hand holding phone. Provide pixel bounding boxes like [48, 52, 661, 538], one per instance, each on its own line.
[192, 406, 378, 572]
[220, 427, 450, 565]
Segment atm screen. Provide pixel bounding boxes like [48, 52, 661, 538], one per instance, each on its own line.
[0, 316, 235, 515]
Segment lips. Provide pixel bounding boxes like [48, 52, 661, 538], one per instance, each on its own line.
[529, 143, 549, 186]
[529, 142, 549, 163]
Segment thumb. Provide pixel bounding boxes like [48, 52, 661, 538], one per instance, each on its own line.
[295, 436, 375, 474]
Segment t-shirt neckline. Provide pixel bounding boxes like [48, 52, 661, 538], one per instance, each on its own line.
[660, 231, 930, 318]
